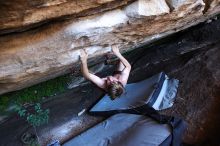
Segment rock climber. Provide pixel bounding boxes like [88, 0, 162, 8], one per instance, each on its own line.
[80, 45, 131, 100]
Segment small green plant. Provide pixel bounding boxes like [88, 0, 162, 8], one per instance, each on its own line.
[15, 103, 49, 127]
[0, 74, 70, 115]
[14, 103, 49, 145]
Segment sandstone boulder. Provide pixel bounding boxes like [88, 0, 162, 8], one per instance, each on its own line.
[0, 0, 220, 95]
[0, 0, 133, 34]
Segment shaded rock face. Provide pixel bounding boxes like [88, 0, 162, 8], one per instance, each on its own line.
[174, 47, 220, 145]
[0, 0, 220, 96]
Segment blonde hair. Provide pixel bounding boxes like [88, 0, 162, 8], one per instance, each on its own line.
[108, 81, 124, 100]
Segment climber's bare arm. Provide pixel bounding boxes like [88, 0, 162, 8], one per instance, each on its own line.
[80, 50, 106, 89]
[112, 45, 131, 86]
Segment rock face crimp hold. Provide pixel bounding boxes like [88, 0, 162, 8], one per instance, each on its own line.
[0, 0, 220, 95]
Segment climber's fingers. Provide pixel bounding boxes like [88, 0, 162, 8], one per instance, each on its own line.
[111, 45, 120, 54]
[80, 49, 88, 61]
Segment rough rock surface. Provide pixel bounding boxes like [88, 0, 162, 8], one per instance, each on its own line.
[170, 46, 220, 145]
[0, 0, 134, 34]
[0, 0, 220, 95]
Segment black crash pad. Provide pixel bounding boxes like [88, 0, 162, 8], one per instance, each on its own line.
[90, 72, 179, 113]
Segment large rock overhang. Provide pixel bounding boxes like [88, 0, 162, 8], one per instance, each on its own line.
[0, 0, 220, 95]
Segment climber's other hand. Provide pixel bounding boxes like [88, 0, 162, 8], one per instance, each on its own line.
[80, 49, 88, 62]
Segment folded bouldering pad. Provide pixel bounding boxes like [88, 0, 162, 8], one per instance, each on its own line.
[90, 72, 179, 113]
